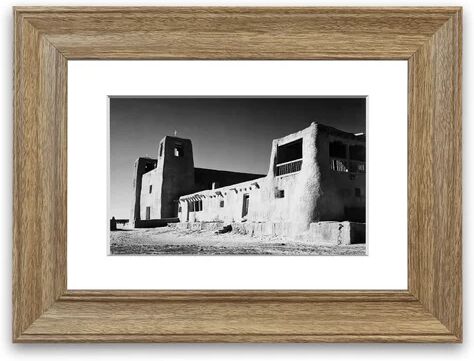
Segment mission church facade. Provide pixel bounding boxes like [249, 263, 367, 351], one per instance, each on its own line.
[130, 122, 365, 236]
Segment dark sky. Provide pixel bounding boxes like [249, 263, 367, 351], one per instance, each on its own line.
[110, 97, 366, 218]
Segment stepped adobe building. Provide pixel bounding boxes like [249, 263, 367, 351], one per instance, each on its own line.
[129, 122, 366, 239]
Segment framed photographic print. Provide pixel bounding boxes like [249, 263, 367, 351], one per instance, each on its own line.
[13, 7, 462, 342]
[109, 96, 368, 257]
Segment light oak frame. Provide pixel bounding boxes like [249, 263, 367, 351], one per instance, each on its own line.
[13, 7, 462, 342]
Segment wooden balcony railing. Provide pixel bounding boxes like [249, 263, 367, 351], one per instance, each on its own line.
[276, 159, 303, 176]
[330, 158, 365, 173]
[330, 158, 349, 172]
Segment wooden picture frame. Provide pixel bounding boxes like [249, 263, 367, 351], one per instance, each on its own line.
[13, 7, 462, 343]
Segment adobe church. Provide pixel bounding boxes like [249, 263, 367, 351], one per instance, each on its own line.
[129, 122, 365, 240]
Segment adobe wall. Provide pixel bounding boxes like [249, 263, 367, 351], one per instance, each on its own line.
[266, 122, 321, 233]
[129, 157, 157, 222]
[178, 123, 322, 235]
[159, 136, 195, 218]
[134, 218, 179, 228]
[139, 167, 161, 220]
[139, 136, 196, 220]
[309, 221, 366, 245]
[178, 176, 267, 224]
[316, 125, 366, 222]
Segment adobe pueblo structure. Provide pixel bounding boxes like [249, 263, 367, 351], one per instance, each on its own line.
[129, 122, 366, 244]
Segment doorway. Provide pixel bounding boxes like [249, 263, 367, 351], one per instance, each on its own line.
[242, 194, 249, 217]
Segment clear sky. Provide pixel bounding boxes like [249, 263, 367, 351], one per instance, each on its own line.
[110, 97, 366, 218]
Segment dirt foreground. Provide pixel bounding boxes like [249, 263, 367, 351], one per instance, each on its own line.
[110, 227, 366, 256]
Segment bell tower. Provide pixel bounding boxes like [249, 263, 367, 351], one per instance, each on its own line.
[154, 136, 195, 218]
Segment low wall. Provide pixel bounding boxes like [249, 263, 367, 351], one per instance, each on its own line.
[232, 222, 294, 237]
[309, 221, 365, 245]
[174, 221, 294, 237]
[134, 218, 179, 229]
[172, 220, 365, 245]
[170, 221, 224, 232]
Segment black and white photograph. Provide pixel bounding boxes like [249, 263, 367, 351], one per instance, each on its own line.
[109, 97, 366, 255]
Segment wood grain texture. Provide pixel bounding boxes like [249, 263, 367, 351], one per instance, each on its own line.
[407, 9, 462, 341]
[20, 300, 454, 342]
[22, 7, 457, 59]
[13, 10, 67, 341]
[13, 7, 462, 343]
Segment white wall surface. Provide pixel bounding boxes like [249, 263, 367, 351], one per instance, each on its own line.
[0, 0, 471, 360]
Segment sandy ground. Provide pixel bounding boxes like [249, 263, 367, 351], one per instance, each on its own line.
[110, 227, 366, 256]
